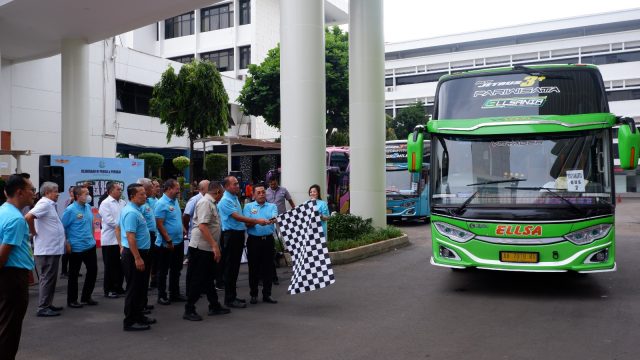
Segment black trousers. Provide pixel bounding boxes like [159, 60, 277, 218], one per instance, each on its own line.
[222, 230, 246, 303]
[61, 253, 69, 274]
[185, 248, 220, 312]
[121, 248, 150, 326]
[156, 241, 184, 299]
[67, 247, 98, 304]
[247, 235, 276, 297]
[148, 232, 158, 286]
[101, 245, 123, 294]
[0, 267, 29, 360]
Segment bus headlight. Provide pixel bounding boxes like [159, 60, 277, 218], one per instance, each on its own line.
[564, 224, 612, 245]
[434, 222, 475, 243]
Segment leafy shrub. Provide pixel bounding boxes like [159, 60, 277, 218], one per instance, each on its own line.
[327, 213, 374, 242]
[172, 156, 190, 173]
[138, 152, 165, 177]
[205, 154, 227, 180]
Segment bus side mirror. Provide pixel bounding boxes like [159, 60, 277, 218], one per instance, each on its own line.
[407, 126, 425, 173]
[617, 117, 640, 170]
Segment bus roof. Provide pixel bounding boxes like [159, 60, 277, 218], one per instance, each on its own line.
[441, 63, 598, 82]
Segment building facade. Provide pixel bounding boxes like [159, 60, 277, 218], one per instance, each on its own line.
[0, 0, 347, 181]
[384, 9, 640, 193]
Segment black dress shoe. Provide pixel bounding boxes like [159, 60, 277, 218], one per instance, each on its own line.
[183, 312, 203, 321]
[67, 302, 83, 308]
[123, 323, 151, 331]
[225, 299, 247, 309]
[235, 297, 246, 303]
[170, 295, 188, 302]
[48, 305, 64, 311]
[158, 297, 171, 305]
[263, 296, 278, 304]
[140, 316, 156, 325]
[208, 305, 231, 316]
[37, 308, 61, 317]
[81, 299, 99, 306]
[142, 309, 152, 315]
[145, 304, 155, 310]
[250, 296, 258, 304]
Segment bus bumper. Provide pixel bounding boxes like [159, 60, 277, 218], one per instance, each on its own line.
[431, 237, 616, 273]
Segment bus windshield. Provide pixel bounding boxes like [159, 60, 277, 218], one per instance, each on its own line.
[432, 130, 613, 220]
[436, 69, 608, 119]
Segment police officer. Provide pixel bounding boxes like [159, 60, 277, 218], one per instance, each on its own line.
[154, 179, 186, 305]
[217, 176, 270, 309]
[120, 184, 155, 331]
[243, 183, 278, 304]
[61, 186, 98, 308]
[0, 174, 35, 359]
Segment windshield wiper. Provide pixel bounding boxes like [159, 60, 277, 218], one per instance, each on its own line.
[467, 178, 526, 186]
[454, 191, 478, 215]
[505, 186, 586, 216]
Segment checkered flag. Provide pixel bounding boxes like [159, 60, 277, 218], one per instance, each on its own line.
[277, 200, 335, 294]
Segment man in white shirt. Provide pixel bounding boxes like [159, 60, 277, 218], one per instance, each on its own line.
[98, 182, 126, 298]
[25, 182, 66, 317]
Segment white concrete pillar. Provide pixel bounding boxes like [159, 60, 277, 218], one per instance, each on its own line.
[280, 0, 326, 204]
[349, 0, 386, 227]
[61, 39, 91, 156]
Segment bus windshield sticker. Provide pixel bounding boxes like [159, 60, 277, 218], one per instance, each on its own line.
[474, 75, 547, 89]
[473, 87, 560, 97]
[566, 170, 585, 192]
[482, 97, 547, 109]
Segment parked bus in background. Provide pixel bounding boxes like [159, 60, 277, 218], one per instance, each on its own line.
[386, 140, 430, 222]
[326, 146, 350, 214]
[407, 64, 639, 273]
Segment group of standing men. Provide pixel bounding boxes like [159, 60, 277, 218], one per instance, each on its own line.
[0, 172, 296, 359]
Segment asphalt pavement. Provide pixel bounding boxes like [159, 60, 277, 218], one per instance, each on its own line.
[15, 199, 640, 360]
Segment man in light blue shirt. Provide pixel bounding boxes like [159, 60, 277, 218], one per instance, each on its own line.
[120, 183, 154, 331]
[182, 180, 209, 263]
[137, 178, 158, 292]
[61, 186, 98, 308]
[243, 183, 278, 305]
[154, 179, 186, 304]
[0, 174, 35, 359]
[218, 176, 270, 308]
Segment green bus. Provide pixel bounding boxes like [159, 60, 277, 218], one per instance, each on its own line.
[407, 64, 640, 273]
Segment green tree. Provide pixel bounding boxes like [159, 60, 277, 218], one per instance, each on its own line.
[137, 152, 165, 177]
[392, 101, 428, 139]
[204, 153, 228, 180]
[238, 26, 349, 132]
[385, 114, 398, 140]
[149, 60, 230, 181]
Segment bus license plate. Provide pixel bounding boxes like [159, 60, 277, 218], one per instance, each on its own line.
[500, 251, 539, 263]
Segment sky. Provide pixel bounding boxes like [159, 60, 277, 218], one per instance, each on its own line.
[383, 0, 640, 43]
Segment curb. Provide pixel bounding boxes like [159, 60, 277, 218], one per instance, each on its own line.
[277, 234, 411, 267]
[329, 234, 410, 265]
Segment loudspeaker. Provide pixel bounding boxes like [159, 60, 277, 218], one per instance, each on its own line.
[39, 155, 64, 191]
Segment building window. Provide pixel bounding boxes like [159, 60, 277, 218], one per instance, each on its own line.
[201, 4, 234, 32]
[165, 12, 194, 39]
[239, 46, 251, 69]
[168, 55, 194, 64]
[201, 49, 234, 71]
[239, 0, 251, 25]
[607, 89, 640, 102]
[116, 80, 153, 116]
